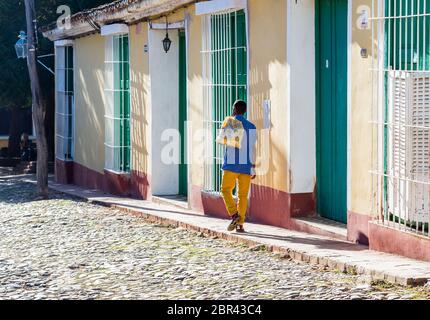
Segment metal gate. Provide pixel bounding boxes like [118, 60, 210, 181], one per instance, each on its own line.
[370, 0, 430, 235]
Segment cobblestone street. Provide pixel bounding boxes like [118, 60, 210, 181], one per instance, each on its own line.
[0, 176, 429, 300]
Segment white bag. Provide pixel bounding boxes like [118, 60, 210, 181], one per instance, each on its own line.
[216, 116, 245, 149]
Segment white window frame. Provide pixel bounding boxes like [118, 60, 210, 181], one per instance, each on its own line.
[103, 29, 132, 174]
[55, 40, 75, 162]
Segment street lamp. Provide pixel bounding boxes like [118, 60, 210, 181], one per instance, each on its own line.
[14, 30, 55, 75]
[15, 31, 28, 59]
[162, 16, 172, 53]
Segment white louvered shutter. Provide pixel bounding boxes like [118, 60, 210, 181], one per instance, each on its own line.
[388, 71, 430, 223]
[409, 73, 430, 222]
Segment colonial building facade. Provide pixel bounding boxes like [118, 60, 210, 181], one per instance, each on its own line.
[42, 0, 430, 262]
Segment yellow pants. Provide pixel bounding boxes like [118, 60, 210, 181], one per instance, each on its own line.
[221, 170, 252, 225]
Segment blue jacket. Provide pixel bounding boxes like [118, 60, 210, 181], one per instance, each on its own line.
[222, 115, 257, 175]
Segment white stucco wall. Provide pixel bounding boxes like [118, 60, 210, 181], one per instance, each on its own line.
[287, 0, 316, 194]
[149, 29, 180, 195]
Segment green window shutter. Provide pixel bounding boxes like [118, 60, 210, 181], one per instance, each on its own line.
[112, 35, 131, 172]
[233, 10, 247, 102]
[121, 35, 131, 172]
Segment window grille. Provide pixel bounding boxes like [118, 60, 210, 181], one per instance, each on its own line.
[55, 45, 74, 161]
[104, 34, 131, 173]
[371, 0, 430, 235]
[202, 9, 247, 193]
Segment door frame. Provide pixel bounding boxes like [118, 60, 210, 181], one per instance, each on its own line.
[347, 0, 351, 218]
[148, 26, 180, 195]
[149, 18, 191, 199]
[184, 14, 191, 200]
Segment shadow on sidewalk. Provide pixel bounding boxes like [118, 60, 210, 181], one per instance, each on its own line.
[233, 231, 368, 252]
[0, 175, 368, 253]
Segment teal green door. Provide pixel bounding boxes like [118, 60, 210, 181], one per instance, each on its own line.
[316, 0, 347, 223]
[179, 30, 188, 196]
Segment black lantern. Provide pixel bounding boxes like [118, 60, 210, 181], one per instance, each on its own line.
[162, 16, 171, 53]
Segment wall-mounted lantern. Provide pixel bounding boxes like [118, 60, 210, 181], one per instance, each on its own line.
[15, 31, 28, 59]
[162, 16, 172, 53]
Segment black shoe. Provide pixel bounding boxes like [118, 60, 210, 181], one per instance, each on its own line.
[227, 213, 240, 231]
[236, 225, 245, 233]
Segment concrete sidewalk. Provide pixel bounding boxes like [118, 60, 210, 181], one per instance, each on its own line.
[15, 175, 430, 286]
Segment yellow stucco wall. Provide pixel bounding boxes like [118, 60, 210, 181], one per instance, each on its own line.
[248, 0, 288, 193]
[350, 0, 376, 216]
[187, 9, 205, 188]
[129, 23, 151, 176]
[74, 34, 106, 173]
[70, 1, 290, 197]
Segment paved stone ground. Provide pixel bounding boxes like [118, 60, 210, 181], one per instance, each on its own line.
[0, 176, 430, 300]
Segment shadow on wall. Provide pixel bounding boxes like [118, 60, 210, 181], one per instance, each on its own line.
[77, 67, 105, 171]
[130, 69, 151, 199]
[188, 74, 204, 179]
[187, 11, 205, 189]
[248, 0, 288, 194]
[249, 61, 283, 192]
[130, 70, 150, 171]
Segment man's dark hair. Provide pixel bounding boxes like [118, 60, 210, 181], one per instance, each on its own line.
[232, 100, 247, 116]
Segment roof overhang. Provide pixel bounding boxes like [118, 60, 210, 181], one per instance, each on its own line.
[195, 0, 246, 15]
[101, 23, 129, 36]
[54, 39, 75, 47]
[41, 0, 198, 41]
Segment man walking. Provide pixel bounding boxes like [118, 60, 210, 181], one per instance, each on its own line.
[219, 100, 257, 233]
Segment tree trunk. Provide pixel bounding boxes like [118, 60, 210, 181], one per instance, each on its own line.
[25, 0, 48, 198]
[44, 88, 55, 161]
[8, 107, 22, 158]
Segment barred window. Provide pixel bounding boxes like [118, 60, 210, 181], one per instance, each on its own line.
[202, 9, 248, 193]
[55, 45, 74, 161]
[371, 0, 430, 235]
[104, 34, 131, 173]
